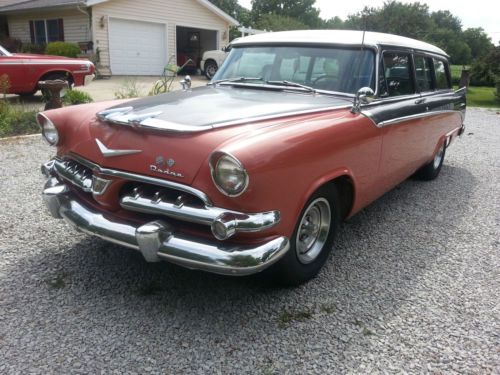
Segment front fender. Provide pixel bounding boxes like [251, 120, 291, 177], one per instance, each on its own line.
[191, 110, 381, 239]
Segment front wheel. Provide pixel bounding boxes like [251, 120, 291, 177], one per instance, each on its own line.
[414, 142, 446, 180]
[204, 61, 218, 80]
[272, 186, 340, 285]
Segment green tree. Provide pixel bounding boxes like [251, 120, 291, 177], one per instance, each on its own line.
[255, 14, 309, 32]
[321, 16, 345, 29]
[430, 10, 462, 33]
[208, 0, 251, 40]
[344, 1, 433, 39]
[251, 0, 322, 28]
[462, 28, 494, 60]
[427, 28, 472, 64]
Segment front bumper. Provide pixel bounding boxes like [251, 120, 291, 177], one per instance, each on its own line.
[84, 74, 95, 86]
[42, 177, 289, 276]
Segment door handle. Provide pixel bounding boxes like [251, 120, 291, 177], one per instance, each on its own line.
[415, 98, 426, 104]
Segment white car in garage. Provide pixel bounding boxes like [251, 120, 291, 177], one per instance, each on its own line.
[200, 46, 230, 79]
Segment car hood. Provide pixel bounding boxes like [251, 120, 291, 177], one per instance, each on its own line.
[55, 87, 351, 187]
[102, 85, 351, 129]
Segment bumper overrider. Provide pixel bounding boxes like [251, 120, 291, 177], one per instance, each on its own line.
[41, 157, 289, 275]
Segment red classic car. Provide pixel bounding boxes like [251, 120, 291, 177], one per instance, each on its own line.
[0, 45, 94, 96]
[38, 30, 466, 285]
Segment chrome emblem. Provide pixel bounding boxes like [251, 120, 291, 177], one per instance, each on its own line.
[96, 139, 142, 158]
[150, 155, 183, 177]
[155, 156, 175, 167]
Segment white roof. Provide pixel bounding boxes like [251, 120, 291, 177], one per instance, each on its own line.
[231, 30, 448, 56]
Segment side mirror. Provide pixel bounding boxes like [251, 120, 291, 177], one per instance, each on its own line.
[351, 87, 375, 113]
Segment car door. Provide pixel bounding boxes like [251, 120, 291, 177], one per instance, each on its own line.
[416, 56, 466, 157]
[0, 49, 26, 93]
[365, 50, 429, 191]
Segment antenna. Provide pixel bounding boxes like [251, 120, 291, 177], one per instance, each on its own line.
[353, 15, 367, 94]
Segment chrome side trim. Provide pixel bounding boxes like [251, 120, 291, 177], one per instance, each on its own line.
[67, 154, 213, 206]
[365, 109, 463, 128]
[42, 186, 290, 276]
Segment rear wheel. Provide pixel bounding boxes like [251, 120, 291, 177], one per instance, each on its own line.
[272, 186, 340, 286]
[414, 142, 446, 180]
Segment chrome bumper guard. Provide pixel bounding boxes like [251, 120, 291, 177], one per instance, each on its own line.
[42, 179, 290, 276]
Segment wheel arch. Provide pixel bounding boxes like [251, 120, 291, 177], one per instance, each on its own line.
[300, 169, 356, 221]
[37, 70, 74, 87]
[204, 58, 217, 67]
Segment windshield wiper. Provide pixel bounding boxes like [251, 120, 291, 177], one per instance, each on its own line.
[208, 76, 263, 85]
[266, 80, 317, 94]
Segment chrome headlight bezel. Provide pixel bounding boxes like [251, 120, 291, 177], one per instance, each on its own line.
[37, 113, 59, 146]
[209, 151, 249, 197]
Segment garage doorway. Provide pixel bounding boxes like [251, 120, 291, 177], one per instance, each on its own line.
[176, 26, 217, 73]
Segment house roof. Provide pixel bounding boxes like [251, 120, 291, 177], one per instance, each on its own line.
[0, 0, 81, 13]
[0, 0, 239, 26]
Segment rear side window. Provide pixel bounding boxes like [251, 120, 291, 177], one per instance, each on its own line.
[414, 55, 433, 92]
[433, 58, 450, 90]
[381, 52, 414, 97]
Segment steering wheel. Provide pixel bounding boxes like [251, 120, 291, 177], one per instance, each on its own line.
[312, 75, 339, 89]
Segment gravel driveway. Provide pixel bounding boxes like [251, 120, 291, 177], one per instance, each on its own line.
[0, 108, 498, 374]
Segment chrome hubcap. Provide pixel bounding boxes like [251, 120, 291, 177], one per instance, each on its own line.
[433, 144, 445, 169]
[207, 65, 217, 78]
[296, 198, 331, 264]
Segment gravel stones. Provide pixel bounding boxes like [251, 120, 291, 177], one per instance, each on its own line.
[0, 109, 499, 374]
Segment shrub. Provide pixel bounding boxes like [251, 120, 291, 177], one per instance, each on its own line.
[62, 89, 93, 105]
[21, 43, 46, 54]
[114, 78, 143, 99]
[470, 46, 500, 87]
[0, 101, 39, 138]
[470, 61, 496, 86]
[45, 41, 81, 58]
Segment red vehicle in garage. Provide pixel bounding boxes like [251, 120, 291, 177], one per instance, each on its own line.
[0, 45, 94, 96]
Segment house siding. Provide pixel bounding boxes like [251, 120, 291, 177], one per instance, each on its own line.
[7, 9, 90, 44]
[92, 0, 230, 75]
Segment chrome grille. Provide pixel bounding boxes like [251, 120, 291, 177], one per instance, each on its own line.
[54, 159, 93, 192]
[120, 184, 215, 225]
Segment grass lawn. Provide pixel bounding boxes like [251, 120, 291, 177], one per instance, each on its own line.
[454, 85, 500, 108]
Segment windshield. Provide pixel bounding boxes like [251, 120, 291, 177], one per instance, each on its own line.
[0, 45, 12, 56]
[212, 45, 375, 95]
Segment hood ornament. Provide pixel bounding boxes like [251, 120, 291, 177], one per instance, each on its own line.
[96, 139, 142, 158]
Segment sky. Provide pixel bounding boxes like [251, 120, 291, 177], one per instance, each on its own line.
[237, 0, 500, 44]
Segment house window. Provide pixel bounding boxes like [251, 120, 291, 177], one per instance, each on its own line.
[29, 19, 64, 44]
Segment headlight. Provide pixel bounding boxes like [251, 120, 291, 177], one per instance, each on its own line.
[210, 152, 249, 197]
[36, 113, 59, 146]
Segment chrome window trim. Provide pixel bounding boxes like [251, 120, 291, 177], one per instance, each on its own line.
[66, 153, 214, 206]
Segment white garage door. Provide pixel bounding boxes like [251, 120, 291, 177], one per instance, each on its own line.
[109, 18, 167, 75]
